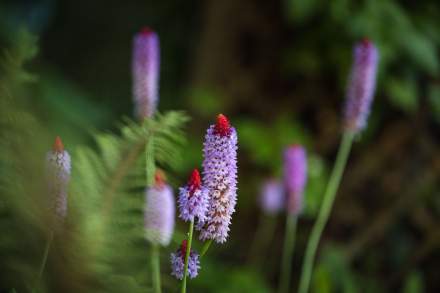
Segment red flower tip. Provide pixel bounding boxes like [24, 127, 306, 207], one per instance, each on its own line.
[361, 37, 372, 47]
[154, 170, 166, 188]
[188, 169, 201, 194]
[140, 26, 154, 36]
[53, 136, 64, 152]
[181, 239, 188, 255]
[214, 114, 232, 136]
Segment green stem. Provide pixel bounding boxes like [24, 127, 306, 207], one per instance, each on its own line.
[200, 239, 213, 257]
[298, 131, 354, 293]
[181, 219, 195, 293]
[32, 231, 53, 293]
[248, 214, 276, 266]
[151, 244, 162, 293]
[278, 214, 298, 293]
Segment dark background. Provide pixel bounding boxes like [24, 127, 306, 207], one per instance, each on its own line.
[0, 0, 439, 292]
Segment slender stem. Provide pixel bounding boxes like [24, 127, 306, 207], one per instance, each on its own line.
[33, 231, 53, 292]
[248, 214, 277, 266]
[200, 239, 213, 257]
[151, 244, 162, 293]
[298, 131, 354, 293]
[278, 214, 298, 293]
[181, 219, 195, 293]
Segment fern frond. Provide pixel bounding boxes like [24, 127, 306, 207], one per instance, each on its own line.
[70, 111, 189, 291]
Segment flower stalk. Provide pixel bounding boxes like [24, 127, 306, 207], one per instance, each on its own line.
[298, 38, 378, 293]
[278, 214, 298, 293]
[181, 219, 194, 293]
[249, 179, 283, 265]
[32, 232, 53, 293]
[298, 131, 354, 293]
[151, 244, 162, 293]
[200, 240, 213, 257]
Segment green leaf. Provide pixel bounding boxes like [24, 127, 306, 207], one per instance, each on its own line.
[385, 76, 418, 113]
[285, 0, 322, 23]
[312, 264, 333, 293]
[428, 83, 440, 124]
[403, 270, 425, 293]
[401, 31, 439, 75]
[188, 87, 224, 116]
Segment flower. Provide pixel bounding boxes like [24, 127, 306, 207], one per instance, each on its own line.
[197, 114, 238, 243]
[46, 136, 71, 220]
[144, 171, 175, 246]
[132, 27, 160, 119]
[170, 240, 200, 280]
[178, 169, 209, 222]
[283, 145, 307, 215]
[344, 38, 379, 133]
[259, 179, 284, 214]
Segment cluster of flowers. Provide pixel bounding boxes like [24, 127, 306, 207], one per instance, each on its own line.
[143, 113, 238, 279]
[45, 27, 240, 285]
[258, 145, 307, 216]
[134, 27, 239, 279]
[259, 38, 378, 216]
[45, 27, 377, 290]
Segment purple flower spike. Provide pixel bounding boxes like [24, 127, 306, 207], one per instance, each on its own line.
[283, 145, 307, 215]
[197, 114, 238, 243]
[259, 179, 284, 214]
[46, 136, 71, 220]
[144, 171, 175, 246]
[178, 169, 209, 222]
[344, 38, 379, 133]
[170, 240, 200, 280]
[132, 27, 160, 119]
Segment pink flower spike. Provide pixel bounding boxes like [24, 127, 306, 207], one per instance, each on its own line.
[197, 114, 238, 243]
[178, 169, 209, 222]
[344, 38, 379, 133]
[132, 27, 160, 119]
[46, 136, 71, 221]
[144, 170, 175, 246]
[283, 145, 307, 215]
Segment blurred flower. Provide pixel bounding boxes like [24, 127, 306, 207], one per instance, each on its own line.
[259, 179, 284, 214]
[178, 169, 209, 222]
[46, 136, 71, 220]
[144, 170, 175, 246]
[197, 114, 238, 243]
[132, 27, 160, 119]
[344, 38, 379, 133]
[283, 145, 307, 215]
[170, 240, 200, 280]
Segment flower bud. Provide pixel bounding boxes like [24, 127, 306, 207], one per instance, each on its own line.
[283, 145, 307, 215]
[46, 136, 71, 220]
[344, 38, 379, 133]
[132, 27, 160, 119]
[259, 179, 284, 214]
[178, 169, 209, 222]
[170, 240, 200, 280]
[144, 171, 175, 246]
